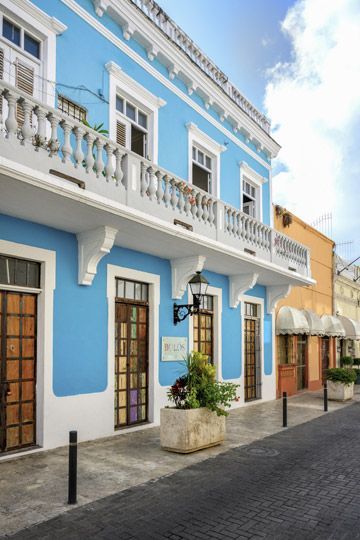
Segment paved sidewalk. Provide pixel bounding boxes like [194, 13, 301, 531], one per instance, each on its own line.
[1, 390, 358, 537]
[7, 399, 360, 540]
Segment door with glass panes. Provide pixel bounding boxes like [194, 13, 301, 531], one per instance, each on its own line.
[0, 255, 40, 453]
[114, 278, 149, 428]
[244, 302, 261, 402]
[193, 295, 213, 363]
[296, 335, 307, 390]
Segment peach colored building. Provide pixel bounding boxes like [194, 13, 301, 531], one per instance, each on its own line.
[274, 207, 337, 397]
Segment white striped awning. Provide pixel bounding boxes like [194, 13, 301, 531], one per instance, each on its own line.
[321, 315, 346, 337]
[338, 316, 360, 340]
[302, 310, 325, 336]
[276, 307, 310, 335]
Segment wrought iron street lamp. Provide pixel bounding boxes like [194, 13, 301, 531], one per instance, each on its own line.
[173, 271, 209, 325]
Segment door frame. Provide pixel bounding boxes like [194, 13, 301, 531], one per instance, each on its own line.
[239, 294, 264, 404]
[0, 240, 56, 456]
[188, 285, 222, 381]
[107, 264, 160, 426]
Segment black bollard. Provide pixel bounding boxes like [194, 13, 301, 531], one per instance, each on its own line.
[282, 392, 287, 428]
[68, 430, 78, 505]
[324, 381, 328, 412]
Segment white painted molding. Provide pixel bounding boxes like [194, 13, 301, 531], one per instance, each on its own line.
[77, 226, 118, 285]
[63, 0, 278, 163]
[105, 61, 166, 109]
[186, 122, 227, 154]
[239, 161, 267, 185]
[1, 0, 67, 34]
[171, 255, 206, 299]
[229, 273, 258, 309]
[266, 284, 291, 313]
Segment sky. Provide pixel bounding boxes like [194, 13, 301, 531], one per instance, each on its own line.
[157, 0, 360, 260]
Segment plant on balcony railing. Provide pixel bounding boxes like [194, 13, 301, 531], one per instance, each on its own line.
[275, 204, 293, 228]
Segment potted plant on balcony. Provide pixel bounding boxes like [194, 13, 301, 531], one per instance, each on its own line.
[326, 368, 356, 401]
[160, 352, 238, 453]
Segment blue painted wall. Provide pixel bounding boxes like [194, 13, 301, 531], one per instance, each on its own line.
[30, 0, 271, 223]
[0, 214, 272, 395]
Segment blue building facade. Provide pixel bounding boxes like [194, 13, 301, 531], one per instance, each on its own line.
[0, 0, 312, 453]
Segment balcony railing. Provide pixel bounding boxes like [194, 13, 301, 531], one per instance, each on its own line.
[0, 81, 310, 277]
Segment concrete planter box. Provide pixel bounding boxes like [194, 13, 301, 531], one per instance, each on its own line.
[328, 381, 354, 401]
[160, 407, 225, 453]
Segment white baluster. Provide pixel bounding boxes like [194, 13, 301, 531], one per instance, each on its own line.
[231, 210, 237, 236]
[184, 190, 191, 216]
[47, 113, 60, 157]
[104, 143, 115, 182]
[4, 90, 18, 140]
[114, 148, 125, 186]
[208, 199, 214, 226]
[191, 190, 197, 219]
[178, 185, 185, 213]
[60, 120, 73, 163]
[156, 171, 164, 203]
[202, 197, 209, 224]
[84, 132, 95, 172]
[34, 106, 46, 150]
[140, 162, 148, 196]
[196, 193, 203, 221]
[163, 175, 171, 207]
[170, 179, 178, 209]
[147, 167, 156, 200]
[19, 98, 33, 145]
[73, 126, 85, 168]
[94, 138, 105, 177]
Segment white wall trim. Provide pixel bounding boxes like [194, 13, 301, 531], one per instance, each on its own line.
[266, 284, 291, 314]
[188, 284, 223, 381]
[187, 122, 226, 198]
[60, 0, 272, 170]
[1, 0, 67, 107]
[229, 272, 258, 309]
[0, 239, 56, 452]
[170, 255, 206, 300]
[106, 61, 166, 164]
[77, 226, 118, 285]
[239, 161, 266, 221]
[107, 263, 162, 424]
[239, 294, 268, 403]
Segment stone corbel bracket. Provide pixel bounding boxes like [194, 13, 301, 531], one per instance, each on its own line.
[229, 273, 258, 309]
[171, 255, 206, 299]
[266, 284, 291, 313]
[77, 226, 118, 286]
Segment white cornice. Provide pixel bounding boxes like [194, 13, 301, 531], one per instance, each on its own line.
[105, 61, 166, 109]
[239, 161, 267, 186]
[61, 0, 278, 163]
[1, 0, 67, 34]
[186, 122, 227, 155]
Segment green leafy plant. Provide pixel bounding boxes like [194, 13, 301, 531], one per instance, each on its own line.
[82, 119, 109, 135]
[326, 368, 356, 385]
[340, 356, 353, 367]
[167, 351, 238, 416]
[353, 358, 360, 368]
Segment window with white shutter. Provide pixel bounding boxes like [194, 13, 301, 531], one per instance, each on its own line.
[115, 94, 148, 157]
[116, 120, 127, 147]
[15, 59, 34, 125]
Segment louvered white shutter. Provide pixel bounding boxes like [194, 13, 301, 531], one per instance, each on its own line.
[116, 120, 127, 147]
[15, 59, 34, 126]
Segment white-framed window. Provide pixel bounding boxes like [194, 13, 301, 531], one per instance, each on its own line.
[239, 161, 267, 221]
[115, 94, 149, 158]
[187, 122, 226, 197]
[106, 61, 166, 164]
[0, 3, 66, 110]
[192, 144, 214, 193]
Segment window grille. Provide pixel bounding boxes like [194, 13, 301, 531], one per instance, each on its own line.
[57, 95, 87, 122]
[0, 255, 40, 288]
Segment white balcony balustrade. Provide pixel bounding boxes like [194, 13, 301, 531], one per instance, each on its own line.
[0, 80, 310, 277]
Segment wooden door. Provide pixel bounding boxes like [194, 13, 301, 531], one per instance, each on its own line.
[193, 295, 214, 364]
[321, 337, 330, 383]
[244, 302, 261, 402]
[0, 291, 37, 453]
[296, 335, 307, 390]
[114, 280, 149, 428]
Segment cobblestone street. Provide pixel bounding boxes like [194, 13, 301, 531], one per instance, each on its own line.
[7, 402, 360, 540]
